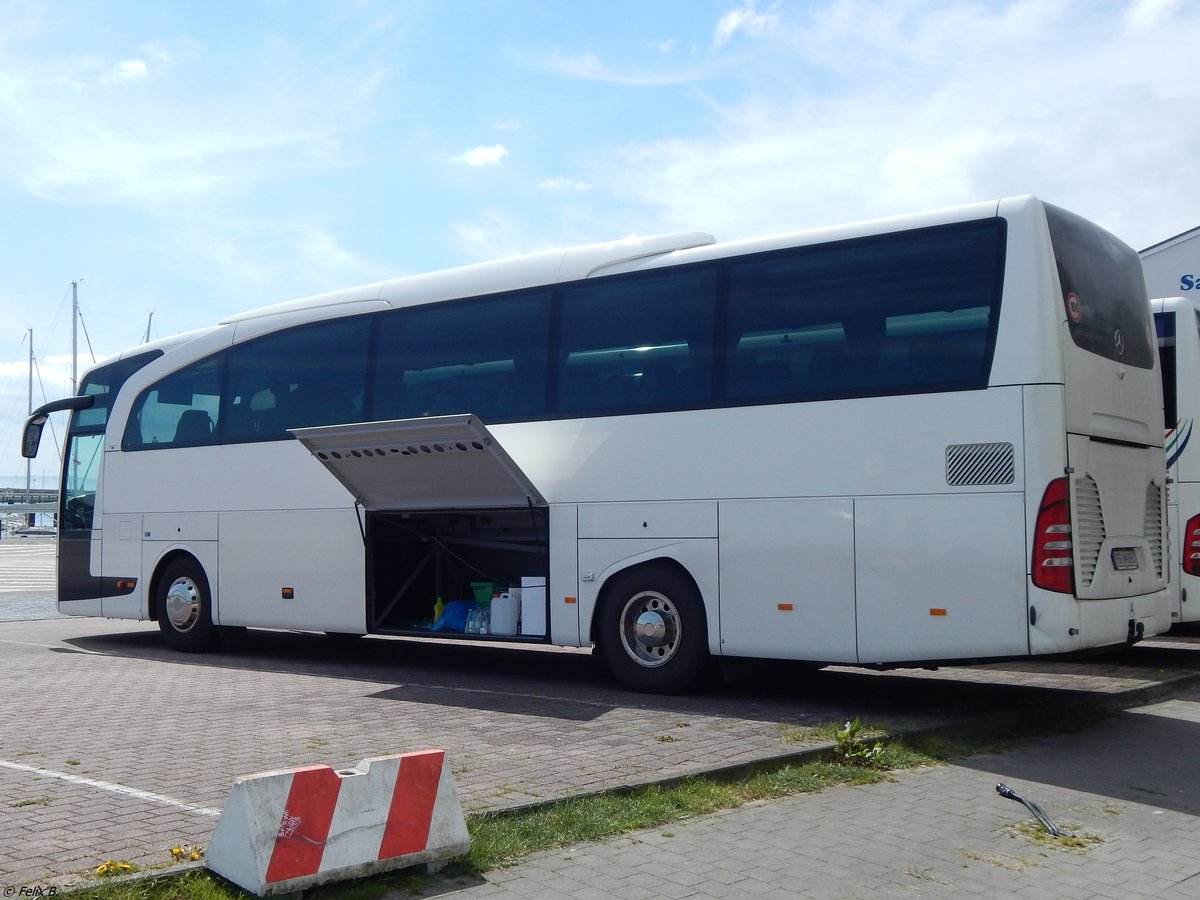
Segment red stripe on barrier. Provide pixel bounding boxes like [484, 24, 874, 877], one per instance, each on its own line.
[378, 750, 444, 859]
[265, 765, 342, 883]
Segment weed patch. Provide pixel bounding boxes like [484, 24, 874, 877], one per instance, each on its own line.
[1005, 820, 1104, 854]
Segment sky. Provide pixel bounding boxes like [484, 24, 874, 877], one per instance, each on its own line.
[1, 0, 1198, 479]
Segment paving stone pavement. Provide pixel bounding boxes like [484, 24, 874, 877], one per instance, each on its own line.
[3, 581, 1200, 894]
[425, 686, 1200, 899]
[0, 539, 58, 620]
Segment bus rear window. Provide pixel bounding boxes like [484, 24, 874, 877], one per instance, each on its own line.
[1046, 203, 1154, 369]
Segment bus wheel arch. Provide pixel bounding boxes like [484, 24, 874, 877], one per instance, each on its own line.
[152, 552, 218, 652]
[593, 559, 713, 694]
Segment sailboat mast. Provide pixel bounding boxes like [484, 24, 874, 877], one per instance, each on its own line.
[72, 280, 79, 395]
[26, 327, 32, 503]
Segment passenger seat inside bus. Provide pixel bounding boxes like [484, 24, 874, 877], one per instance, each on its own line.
[173, 409, 214, 443]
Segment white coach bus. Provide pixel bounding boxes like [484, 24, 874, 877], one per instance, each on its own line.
[1153, 295, 1200, 625]
[23, 195, 1171, 692]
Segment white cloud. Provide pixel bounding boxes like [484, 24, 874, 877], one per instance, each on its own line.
[141, 38, 199, 65]
[539, 176, 592, 193]
[1126, 0, 1182, 29]
[714, 0, 781, 48]
[170, 213, 391, 306]
[104, 59, 148, 83]
[0, 30, 384, 213]
[538, 49, 719, 86]
[645, 38, 678, 54]
[450, 209, 533, 261]
[592, 0, 1200, 250]
[92, 38, 197, 86]
[451, 144, 509, 167]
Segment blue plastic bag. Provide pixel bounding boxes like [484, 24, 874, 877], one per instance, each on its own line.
[431, 600, 474, 632]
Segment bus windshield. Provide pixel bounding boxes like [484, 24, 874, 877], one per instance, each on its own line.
[62, 350, 162, 531]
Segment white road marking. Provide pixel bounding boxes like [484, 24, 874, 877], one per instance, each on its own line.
[0, 759, 222, 817]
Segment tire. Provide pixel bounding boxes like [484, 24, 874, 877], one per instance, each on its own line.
[156, 557, 218, 652]
[596, 564, 712, 694]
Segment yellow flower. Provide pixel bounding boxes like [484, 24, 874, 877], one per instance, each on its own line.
[95, 860, 134, 877]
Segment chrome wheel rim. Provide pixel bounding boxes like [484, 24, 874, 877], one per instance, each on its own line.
[165, 576, 202, 633]
[618, 589, 680, 668]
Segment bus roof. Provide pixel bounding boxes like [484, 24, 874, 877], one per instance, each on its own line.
[219, 198, 1040, 328]
[222, 231, 716, 325]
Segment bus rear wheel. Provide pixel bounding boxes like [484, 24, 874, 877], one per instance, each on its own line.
[597, 565, 711, 694]
[157, 557, 218, 652]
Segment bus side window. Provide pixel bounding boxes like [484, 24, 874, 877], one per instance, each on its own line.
[1156, 311, 1177, 427]
[123, 355, 222, 450]
[371, 289, 551, 424]
[556, 268, 716, 414]
[222, 316, 371, 441]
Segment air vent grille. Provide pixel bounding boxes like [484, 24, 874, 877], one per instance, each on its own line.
[1074, 475, 1105, 586]
[1145, 482, 1164, 578]
[945, 442, 1015, 486]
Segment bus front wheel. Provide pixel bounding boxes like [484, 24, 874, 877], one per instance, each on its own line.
[157, 558, 218, 652]
[596, 565, 711, 694]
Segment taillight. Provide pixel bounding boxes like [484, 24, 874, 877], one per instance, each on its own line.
[1032, 477, 1075, 594]
[1183, 514, 1200, 577]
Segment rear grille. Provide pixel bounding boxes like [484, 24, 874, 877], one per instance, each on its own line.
[1074, 475, 1105, 587]
[945, 442, 1015, 486]
[1145, 482, 1164, 577]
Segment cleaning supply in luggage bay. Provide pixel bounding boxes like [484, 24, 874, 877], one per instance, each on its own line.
[490, 589, 520, 636]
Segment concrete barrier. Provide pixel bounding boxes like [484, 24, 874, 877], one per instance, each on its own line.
[205, 749, 470, 895]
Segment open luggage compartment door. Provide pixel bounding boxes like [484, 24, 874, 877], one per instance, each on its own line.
[293, 415, 549, 636]
[291, 414, 546, 510]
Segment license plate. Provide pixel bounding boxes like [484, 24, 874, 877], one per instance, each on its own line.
[1111, 548, 1139, 571]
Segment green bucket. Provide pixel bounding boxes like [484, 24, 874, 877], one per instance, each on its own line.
[471, 581, 506, 606]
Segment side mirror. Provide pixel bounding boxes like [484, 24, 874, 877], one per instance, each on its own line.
[21, 395, 97, 459]
[22, 414, 47, 459]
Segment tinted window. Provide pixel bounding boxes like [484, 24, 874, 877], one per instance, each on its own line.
[117, 219, 1014, 447]
[724, 220, 1004, 402]
[1155, 311, 1177, 427]
[555, 268, 716, 413]
[123, 356, 222, 449]
[224, 316, 371, 441]
[371, 291, 551, 422]
[71, 350, 163, 434]
[1047, 204, 1154, 369]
